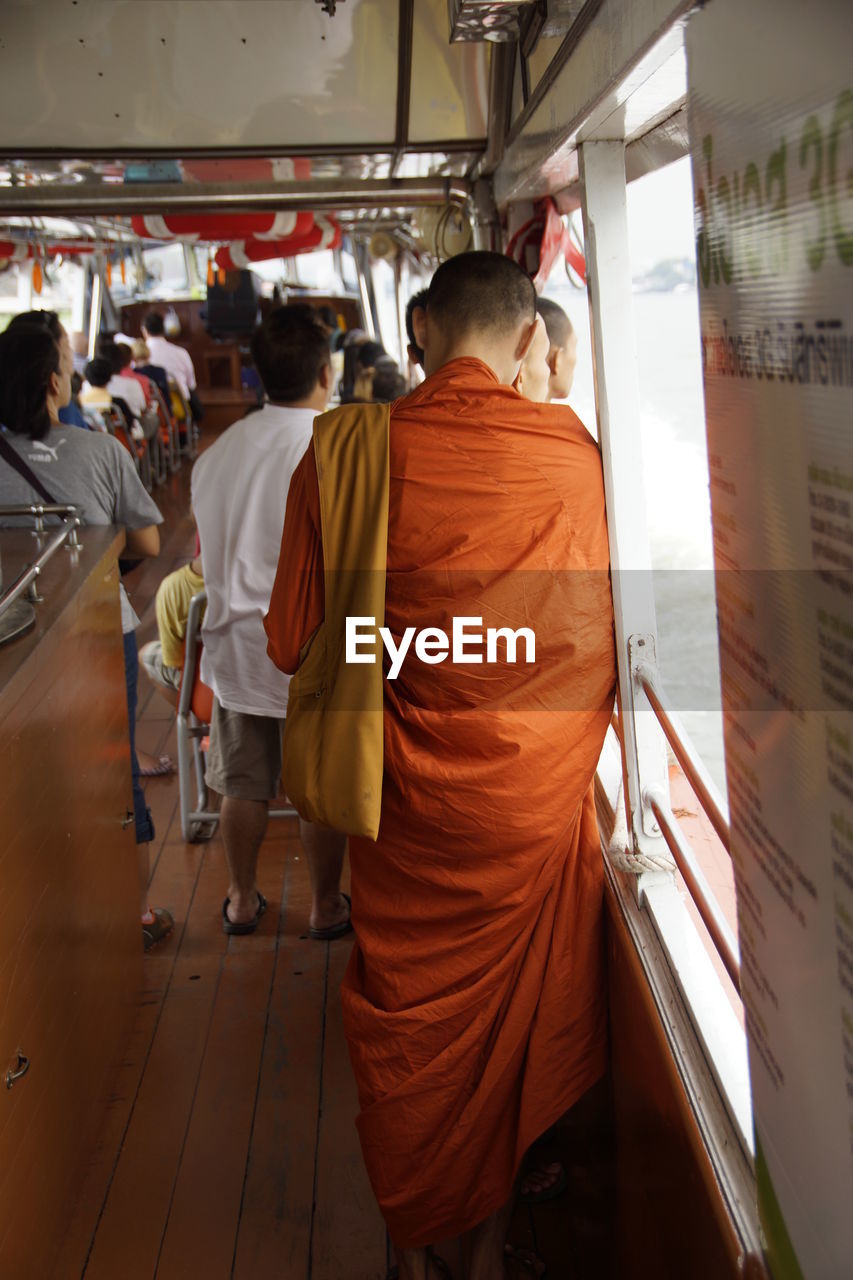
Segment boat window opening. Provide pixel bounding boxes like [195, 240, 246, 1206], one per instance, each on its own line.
[0, 255, 85, 334]
[576, 137, 751, 1156]
[370, 255, 404, 368]
[289, 248, 346, 295]
[339, 243, 359, 295]
[622, 157, 742, 1031]
[627, 157, 727, 800]
[141, 242, 189, 299]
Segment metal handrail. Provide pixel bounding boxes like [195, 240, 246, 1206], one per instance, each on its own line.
[0, 502, 81, 536]
[634, 661, 731, 853]
[0, 517, 82, 618]
[643, 784, 741, 994]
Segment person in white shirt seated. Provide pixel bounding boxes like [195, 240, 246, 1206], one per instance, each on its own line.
[191, 305, 349, 940]
[141, 310, 197, 404]
[80, 357, 145, 441]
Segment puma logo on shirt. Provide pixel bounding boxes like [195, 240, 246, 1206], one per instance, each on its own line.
[28, 438, 67, 464]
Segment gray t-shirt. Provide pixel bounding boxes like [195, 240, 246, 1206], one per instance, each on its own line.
[0, 426, 162, 531]
[0, 426, 163, 632]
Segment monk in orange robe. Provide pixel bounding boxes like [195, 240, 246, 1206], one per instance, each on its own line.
[266, 252, 616, 1279]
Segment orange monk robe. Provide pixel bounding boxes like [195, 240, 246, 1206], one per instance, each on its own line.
[265, 358, 617, 1247]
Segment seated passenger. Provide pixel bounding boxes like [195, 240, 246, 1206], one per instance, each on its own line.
[7, 313, 95, 433]
[265, 250, 616, 1277]
[0, 321, 173, 951]
[535, 297, 578, 402]
[367, 356, 407, 403]
[338, 327, 369, 400]
[315, 303, 345, 351]
[191, 306, 349, 940]
[81, 357, 143, 440]
[141, 311, 198, 404]
[139, 556, 205, 700]
[95, 339, 149, 420]
[58, 372, 91, 429]
[70, 329, 89, 375]
[130, 339, 172, 408]
[346, 340, 391, 403]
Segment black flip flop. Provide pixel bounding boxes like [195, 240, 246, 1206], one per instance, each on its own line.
[222, 891, 267, 935]
[308, 892, 353, 941]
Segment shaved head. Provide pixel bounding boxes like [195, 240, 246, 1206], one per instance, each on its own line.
[536, 297, 574, 348]
[514, 315, 550, 403]
[427, 251, 536, 342]
[536, 296, 578, 400]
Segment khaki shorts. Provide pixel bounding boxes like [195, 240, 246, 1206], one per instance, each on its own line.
[205, 698, 284, 802]
[139, 639, 182, 693]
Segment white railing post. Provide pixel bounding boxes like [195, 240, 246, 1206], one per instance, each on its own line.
[579, 139, 671, 895]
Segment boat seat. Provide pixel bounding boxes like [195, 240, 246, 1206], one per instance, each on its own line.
[176, 589, 295, 842]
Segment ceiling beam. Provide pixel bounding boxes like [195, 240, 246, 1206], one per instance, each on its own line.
[0, 178, 470, 216]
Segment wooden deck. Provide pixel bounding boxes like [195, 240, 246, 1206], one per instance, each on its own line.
[52, 455, 615, 1280]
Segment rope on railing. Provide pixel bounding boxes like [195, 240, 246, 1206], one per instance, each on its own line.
[605, 778, 676, 875]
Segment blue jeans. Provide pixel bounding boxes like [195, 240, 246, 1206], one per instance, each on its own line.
[123, 629, 155, 845]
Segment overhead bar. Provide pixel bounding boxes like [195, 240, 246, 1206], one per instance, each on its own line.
[0, 178, 470, 217]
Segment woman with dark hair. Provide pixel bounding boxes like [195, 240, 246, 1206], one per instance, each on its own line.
[7, 306, 65, 342]
[5, 309, 88, 428]
[0, 321, 174, 951]
[0, 323, 68, 440]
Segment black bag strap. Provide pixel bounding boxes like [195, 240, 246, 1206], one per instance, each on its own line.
[0, 431, 58, 506]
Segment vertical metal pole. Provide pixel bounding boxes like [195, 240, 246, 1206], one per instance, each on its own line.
[70, 256, 86, 334]
[394, 253, 407, 371]
[579, 140, 670, 888]
[88, 267, 102, 358]
[17, 259, 33, 312]
[353, 241, 377, 339]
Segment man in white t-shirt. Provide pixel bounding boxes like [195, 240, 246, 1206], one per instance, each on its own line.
[191, 306, 349, 937]
[141, 311, 197, 400]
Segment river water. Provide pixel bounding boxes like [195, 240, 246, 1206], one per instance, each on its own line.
[545, 281, 728, 797]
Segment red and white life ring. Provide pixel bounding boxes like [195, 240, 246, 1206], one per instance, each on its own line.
[130, 211, 315, 242]
[214, 216, 342, 269]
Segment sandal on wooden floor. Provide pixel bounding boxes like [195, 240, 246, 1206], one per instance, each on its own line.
[504, 1245, 547, 1279]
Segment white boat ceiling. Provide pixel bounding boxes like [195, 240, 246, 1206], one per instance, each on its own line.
[0, 0, 694, 234]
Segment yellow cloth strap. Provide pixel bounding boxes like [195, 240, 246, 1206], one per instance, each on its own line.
[282, 401, 390, 839]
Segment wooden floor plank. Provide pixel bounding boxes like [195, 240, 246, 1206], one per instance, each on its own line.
[311, 938, 386, 1280]
[154, 840, 289, 1278]
[231, 853, 327, 1280]
[154, 951, 278, 1280]
[82, 848, 227, 1280]
[54, 834, 205, 1278]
